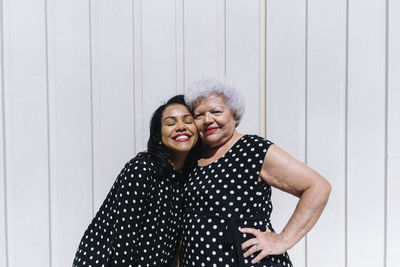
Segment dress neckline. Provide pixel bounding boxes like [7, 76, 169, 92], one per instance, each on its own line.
[197, 134, 247, 168]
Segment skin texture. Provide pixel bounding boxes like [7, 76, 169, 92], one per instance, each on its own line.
[193, 95, 331, 264]
[161, 104, 198, 170]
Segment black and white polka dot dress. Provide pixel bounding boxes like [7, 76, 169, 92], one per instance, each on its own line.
[182, 135, 293, 267]
[73, 155, 182, 267]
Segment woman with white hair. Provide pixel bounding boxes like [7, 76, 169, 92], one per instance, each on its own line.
[181, 77, 331, 267]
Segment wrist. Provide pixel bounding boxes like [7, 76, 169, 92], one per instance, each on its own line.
[278, 230, 293, 251]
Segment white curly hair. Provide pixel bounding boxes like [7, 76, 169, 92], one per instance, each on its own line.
[185, 75, 245, 127]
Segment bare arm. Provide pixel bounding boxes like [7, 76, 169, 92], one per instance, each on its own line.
[241, 144, 331, 262]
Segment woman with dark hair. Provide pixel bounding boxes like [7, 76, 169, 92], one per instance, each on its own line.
[72, 95, 198, 267]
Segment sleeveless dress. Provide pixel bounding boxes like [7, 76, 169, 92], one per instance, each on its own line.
[182, 135, 293, 267]
[73, 155, 182, 267]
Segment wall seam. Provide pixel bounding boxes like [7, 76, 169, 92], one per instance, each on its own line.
[1, 0, 9, 265]
[131, 0, 136, 154]
[344, 0, 349, 266]
[217, 0, 226, 76]
[304, 0, 309, 265]
[175, 0, 178, 94]
[44, 0, 53, 265]
[88, 0, 95, 218]
[133, 0, 143, 152]
[383, 0, 389, 266]
[139, 1, 144, 149]
[175, 0, 184, 94]
[182, 0, 185, 93]
[224, 0, 226, 76]
[259, 0, 266, 138]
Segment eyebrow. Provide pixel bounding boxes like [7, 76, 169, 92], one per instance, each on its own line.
[194, 106, 223, 113]
[163, 114, 193, 121]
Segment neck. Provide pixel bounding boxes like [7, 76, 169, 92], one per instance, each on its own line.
[202, 131, 242, 159]
[170, 152, 188, 171]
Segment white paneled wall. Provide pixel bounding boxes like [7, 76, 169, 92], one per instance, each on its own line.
[226, 0, 260, 134]
[387, 2, 400, 266]
[0, 1, 7, 264]
[0, 0, 399, 267]
[347, 0, 387, 265]
[266, 0, 307, 266]
[46, 1, 93, 266]
[3, 1, 50, 267]
[306, 0, 347, 266]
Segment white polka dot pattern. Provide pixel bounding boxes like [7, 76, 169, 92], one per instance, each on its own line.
[182, 135, 293, 267]
[72, 156, 182, 267]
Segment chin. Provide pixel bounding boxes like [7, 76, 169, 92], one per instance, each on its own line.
[203, 134, 221, 143]
[171, 144, 194, 153]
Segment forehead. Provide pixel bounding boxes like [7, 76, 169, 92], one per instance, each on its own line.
[162, 104, 190, 118]
[194, 95, 227, 111]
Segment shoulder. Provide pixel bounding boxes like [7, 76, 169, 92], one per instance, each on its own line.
[242, 134, 274, 151]
[116, 155, 158, 187]
[125, 155, 157, 172]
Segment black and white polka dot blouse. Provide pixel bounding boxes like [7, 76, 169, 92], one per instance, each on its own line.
[182, 135, 293, 267]
[72, 154, 182, 267]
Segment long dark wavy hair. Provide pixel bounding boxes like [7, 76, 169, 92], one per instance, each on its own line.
[137, 95, 200, 180]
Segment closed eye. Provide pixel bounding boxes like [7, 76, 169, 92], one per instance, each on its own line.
[195, 114, 204, 119]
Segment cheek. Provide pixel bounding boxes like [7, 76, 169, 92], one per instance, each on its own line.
[189, 125, 198, 136]
[194, 120, 203, 131]
[221, 115, 235, 128]
[161, 127, 170, 141]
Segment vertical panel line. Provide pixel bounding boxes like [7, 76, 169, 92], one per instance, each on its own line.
[88, 0, 95, 218]
[139, 0, 144, 150]
[175, 0, 179, 94]
[384, 0, 389, 266]
[131, 1, 137, 154]
[133, 0, 144, 152]
[182, 0, 185, 93]
[44, 0, 52, 265]
[1, 0, 9, 265]
[223, 0, 226, 76]
[259, 0, 266, 138]
[217, 0, 226, 76]
[175, 0, 185, 94]
[139, 1, 144, 149]
[304, 0, 308, 265]
[344, 0, 349, 266]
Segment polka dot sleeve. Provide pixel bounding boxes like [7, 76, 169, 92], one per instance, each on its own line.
[72, 158, 154, 266]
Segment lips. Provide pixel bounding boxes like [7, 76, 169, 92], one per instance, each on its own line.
[172, 133, 192, 142]
[204, 126, 218, 134]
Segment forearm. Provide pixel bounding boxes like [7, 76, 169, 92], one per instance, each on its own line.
[279, 181, 331, 250]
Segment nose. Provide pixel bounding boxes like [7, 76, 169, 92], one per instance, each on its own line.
[176, 120, 186, 131]
[204, 112, 213, 124]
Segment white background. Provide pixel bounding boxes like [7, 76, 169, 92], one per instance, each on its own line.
[0, 0, 399, 266]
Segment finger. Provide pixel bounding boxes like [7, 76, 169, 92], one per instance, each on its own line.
[251, 250, 269, 264]
[241, 237, 258, 250]
[243, 244, 260, 258]
[240, 227, 260, 237]
[265, 226, 271, 232]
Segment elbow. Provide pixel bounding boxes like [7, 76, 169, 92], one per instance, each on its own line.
[306, 177, 331, 202]
[322, 177, 331, 193]
[320, 178, 332, 202]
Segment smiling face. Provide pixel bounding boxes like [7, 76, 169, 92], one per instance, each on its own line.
[193, 95, 237, 149]
[161, 104, 198, 157]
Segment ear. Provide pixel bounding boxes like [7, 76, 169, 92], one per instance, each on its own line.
[232, 112, 239, 127]
[232, 111, 238, 121]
